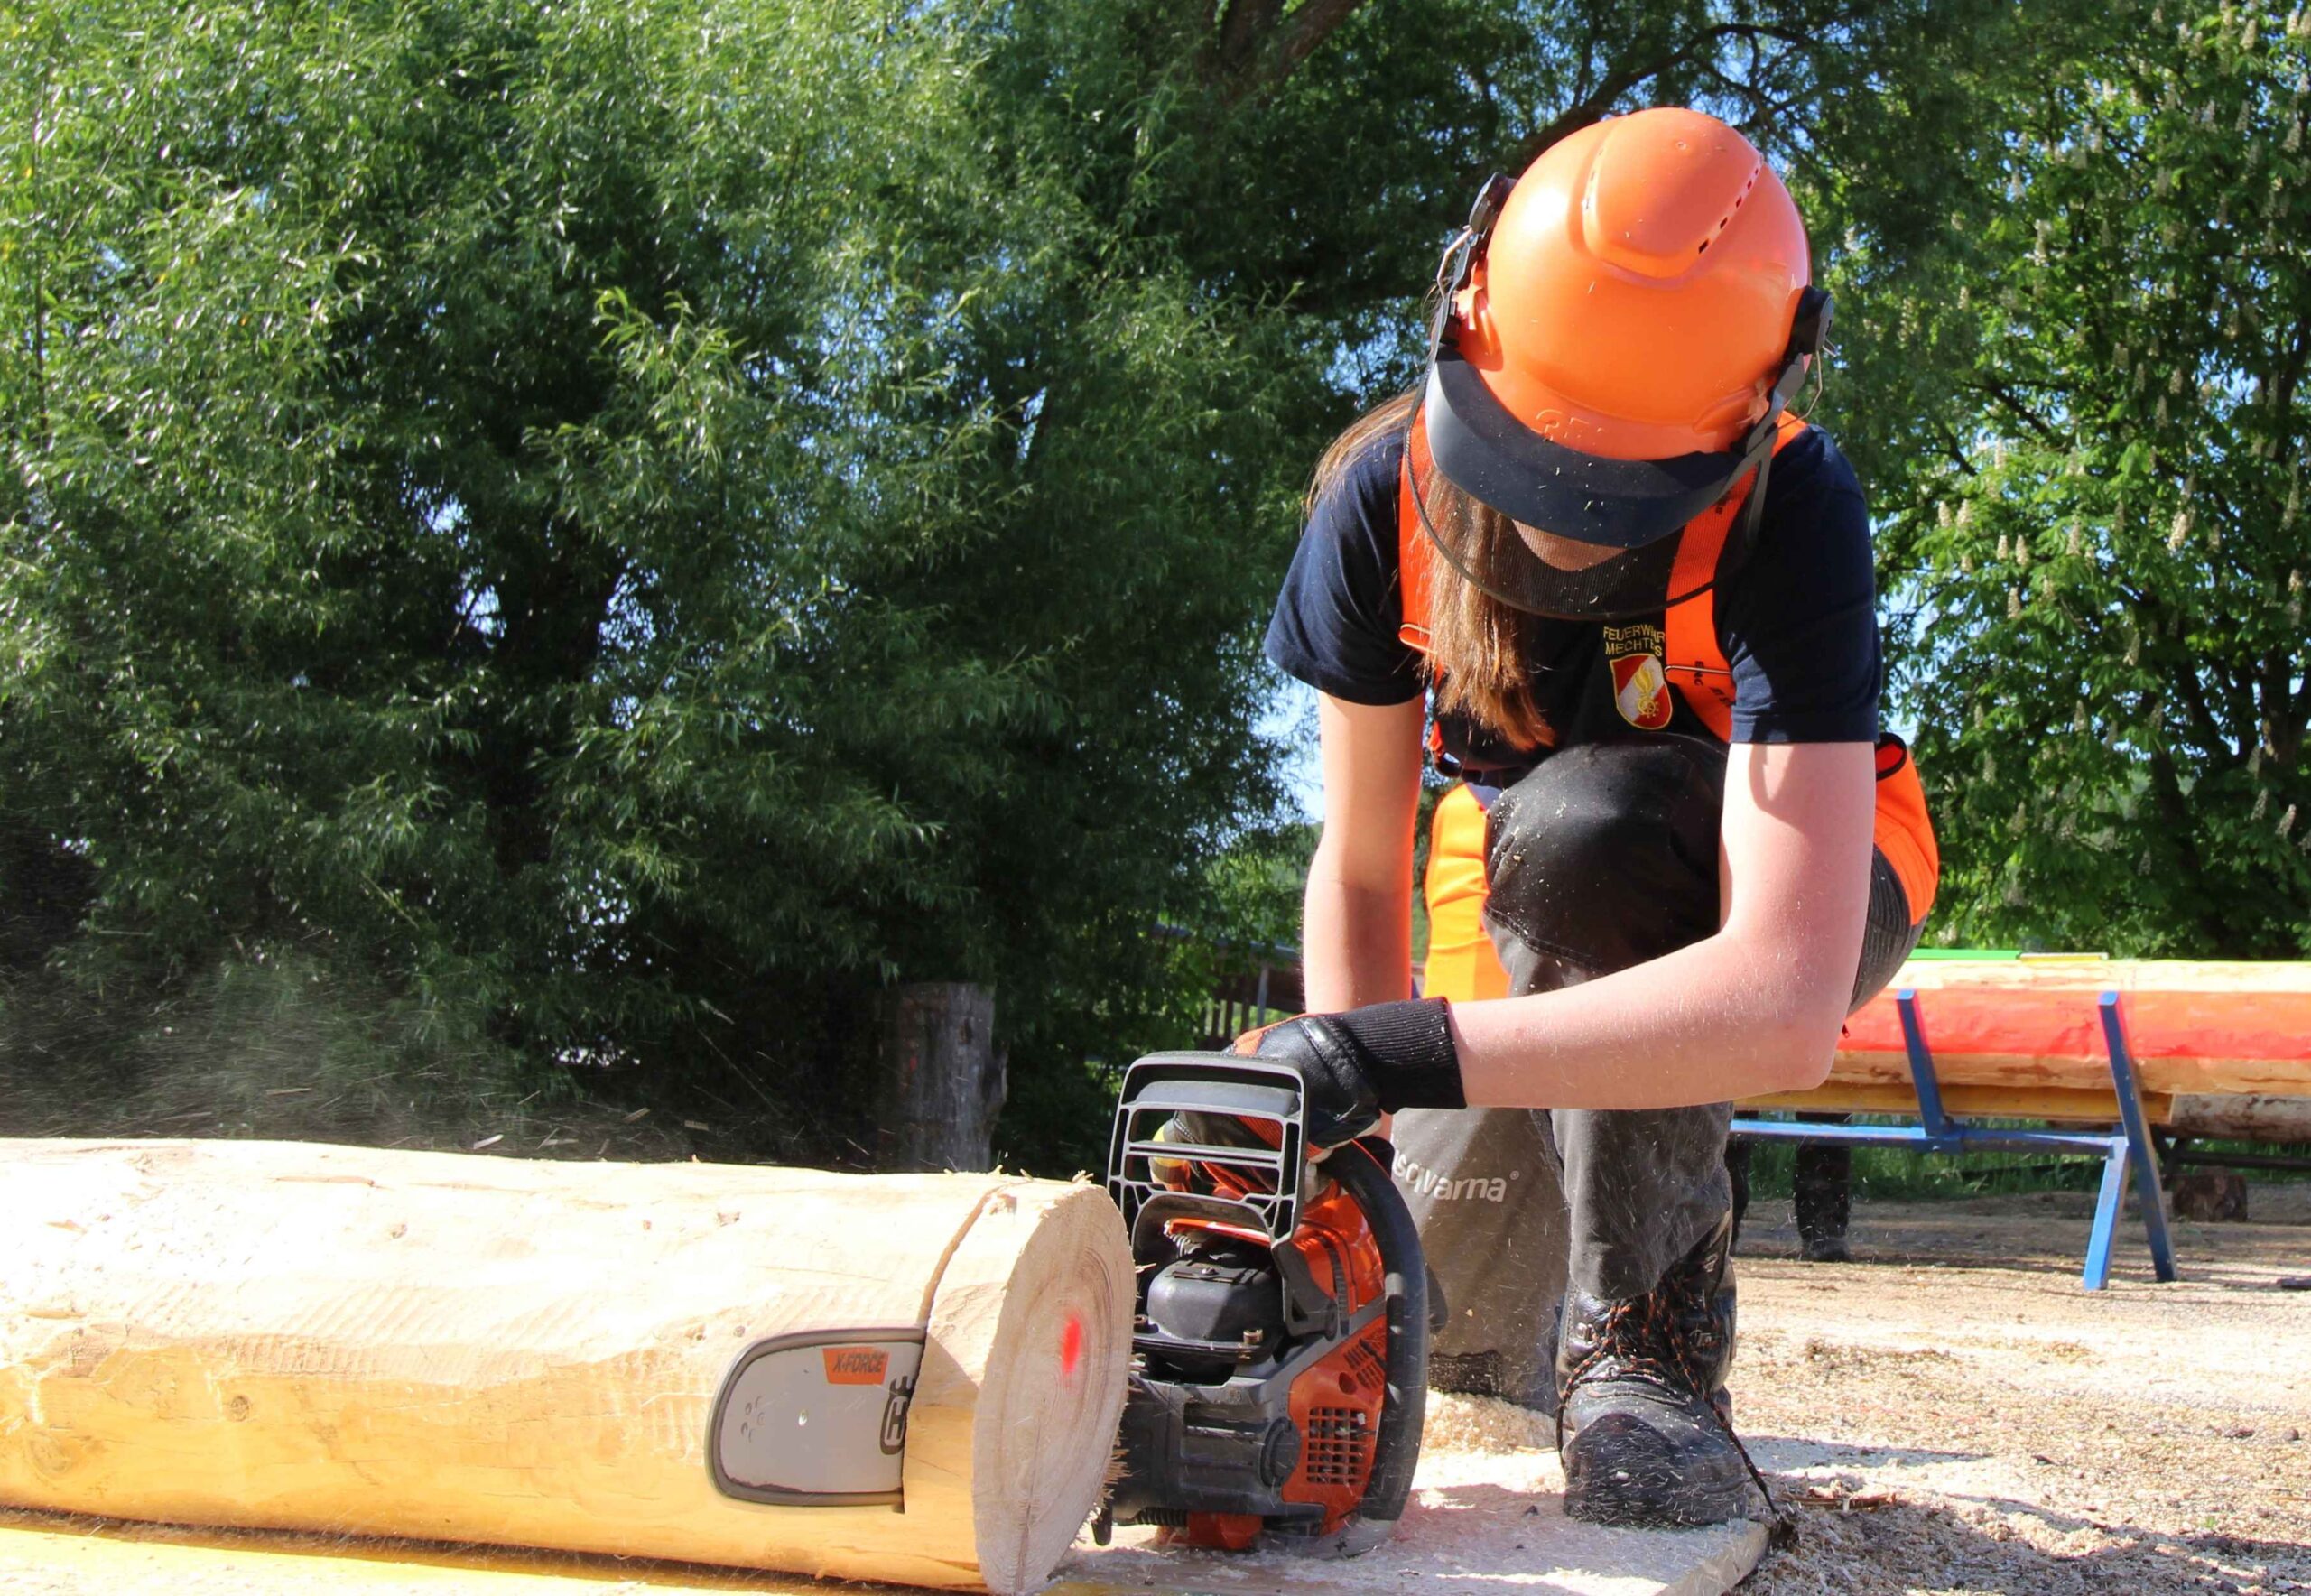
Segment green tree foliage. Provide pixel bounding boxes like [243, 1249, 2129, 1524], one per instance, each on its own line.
[2, 0, 2141, 1165]
[1831, 2, 2311, 955]
[2, 0, 1311, 1155]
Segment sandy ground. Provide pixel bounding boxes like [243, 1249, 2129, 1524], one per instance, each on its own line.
[1728, 1182, 2311, 1593]
[0, 1409, 1768, 1596]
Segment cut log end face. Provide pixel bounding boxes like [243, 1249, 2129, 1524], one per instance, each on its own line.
[923, 1183, 1133, 1596]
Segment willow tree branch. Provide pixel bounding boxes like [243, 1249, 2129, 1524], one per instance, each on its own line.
[1205, 0, 1369, 106]
[1502, 19, 1834, 171]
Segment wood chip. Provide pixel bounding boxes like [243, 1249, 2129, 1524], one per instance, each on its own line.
[1796, 1483, 1899, 1511]
[622, 1109, 650, 1123]
[469, 1135, 503, 1151]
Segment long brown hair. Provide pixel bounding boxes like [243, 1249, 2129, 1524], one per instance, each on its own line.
[1307, 394, 1551, 751]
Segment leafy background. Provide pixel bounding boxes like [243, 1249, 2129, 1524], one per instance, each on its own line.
[4, 0, 2305, 1174]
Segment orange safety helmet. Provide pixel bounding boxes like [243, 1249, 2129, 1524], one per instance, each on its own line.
[1415, 107, 1828, 618]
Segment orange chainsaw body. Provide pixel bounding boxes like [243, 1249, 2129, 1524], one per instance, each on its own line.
[1106, 1052, 1425, 1556]
[1165, 1174, 1389, 1546]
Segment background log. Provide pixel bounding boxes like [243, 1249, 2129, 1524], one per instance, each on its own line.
[2167, 1093, 2311, 1142]
[878, 982, 1005, 1173]
[0, 1139, 1129, 1595]
[1830, 959, 2311, 1099]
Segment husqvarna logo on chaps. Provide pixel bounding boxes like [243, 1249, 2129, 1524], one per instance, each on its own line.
[1393, 1151, 1513, 1204]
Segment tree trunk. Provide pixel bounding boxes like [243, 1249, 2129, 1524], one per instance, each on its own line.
[0, 1139, 1129, 1595]
[878, 982, 1006, 1173]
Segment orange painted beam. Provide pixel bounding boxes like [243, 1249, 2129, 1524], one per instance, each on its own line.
[1826, 959, 2311, 1100]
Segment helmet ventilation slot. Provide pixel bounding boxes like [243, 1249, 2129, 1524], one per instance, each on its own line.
[1698, 162, 1764, 254]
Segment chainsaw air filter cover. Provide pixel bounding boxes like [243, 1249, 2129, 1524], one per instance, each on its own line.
[1144, 1243, 1287, 1379]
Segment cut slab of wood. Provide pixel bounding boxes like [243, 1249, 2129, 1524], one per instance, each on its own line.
[1741, 1082, 2176, 1124]
[0, 1139, 1130, 1595]
[1744, 1084, 2311, 1140]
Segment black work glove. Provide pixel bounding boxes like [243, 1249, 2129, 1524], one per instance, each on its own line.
[1251, 998, 1466, 1147]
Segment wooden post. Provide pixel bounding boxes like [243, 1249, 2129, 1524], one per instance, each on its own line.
[0, 1138, 1130, 1595]
[878, 982, 1005, 1173]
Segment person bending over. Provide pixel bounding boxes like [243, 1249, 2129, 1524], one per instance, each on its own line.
[1254, 107, 1938, 1529]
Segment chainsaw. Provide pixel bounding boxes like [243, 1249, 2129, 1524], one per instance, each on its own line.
[1094, 1050, 1428, 1555]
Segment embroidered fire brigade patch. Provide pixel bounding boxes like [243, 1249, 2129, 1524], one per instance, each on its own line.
[1602, 622, 1674, 730]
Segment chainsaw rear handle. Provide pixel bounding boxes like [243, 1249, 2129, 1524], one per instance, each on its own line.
[1323, 1136, 1427, 1545]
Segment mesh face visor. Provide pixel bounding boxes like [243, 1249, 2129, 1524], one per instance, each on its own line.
[1413, 354, 1771, 622]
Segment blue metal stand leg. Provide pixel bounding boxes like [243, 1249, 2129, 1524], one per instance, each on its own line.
[1731, 988, 2188, 1288]
[1894, 989, 1951, 1137]
[2100, 992, 2178, 1284]
[2083, 1137, 2130, 1291]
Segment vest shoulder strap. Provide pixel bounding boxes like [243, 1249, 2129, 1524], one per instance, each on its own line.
[1396, 417, 1436, 653]
[1661, 413, 1810, 740]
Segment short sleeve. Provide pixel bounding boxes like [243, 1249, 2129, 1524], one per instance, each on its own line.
[1716, 430, 1881, 745]
[1263, 434, 1426, 706]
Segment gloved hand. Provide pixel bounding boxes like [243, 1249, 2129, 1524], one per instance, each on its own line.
[1248, 998, 1466, 1147]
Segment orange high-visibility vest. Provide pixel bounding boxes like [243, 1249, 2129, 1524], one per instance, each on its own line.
[1397, 413, 1939, 1004]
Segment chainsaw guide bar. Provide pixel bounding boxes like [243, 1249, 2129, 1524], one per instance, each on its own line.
[707, 1328, 925, 1508]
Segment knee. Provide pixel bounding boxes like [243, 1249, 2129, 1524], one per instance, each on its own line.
[1487, 747, 1655, 879]
[1481, 741, 1723, 970]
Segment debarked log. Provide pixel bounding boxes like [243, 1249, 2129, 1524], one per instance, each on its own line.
[0, 1138, 1131, 1595]
[1828, 959, 2311, 1100]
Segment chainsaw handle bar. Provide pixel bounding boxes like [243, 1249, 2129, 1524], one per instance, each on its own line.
[1323, 1137, 1427, 1546]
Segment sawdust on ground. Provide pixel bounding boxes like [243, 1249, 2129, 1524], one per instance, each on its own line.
[1727, 1181, 2311, 1594]
[0, 1185, 2305, 1595]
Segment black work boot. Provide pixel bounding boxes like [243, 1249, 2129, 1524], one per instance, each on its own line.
[1794, 1139, 1853, 1263]
[1555, 1214, 1759, 1527]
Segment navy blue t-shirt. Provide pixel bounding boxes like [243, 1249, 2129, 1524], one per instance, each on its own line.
[1264, 425, 1880, 771]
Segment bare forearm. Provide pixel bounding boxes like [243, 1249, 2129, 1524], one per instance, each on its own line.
[1298, 696, 1425, 1015]
[1446, 740, 1873, 1109]
[1301, 858, 1413, 1013]
[1449, 928, 1847, 1109]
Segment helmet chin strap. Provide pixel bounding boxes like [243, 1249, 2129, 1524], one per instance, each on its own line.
[1725, 284, 1833, 557]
